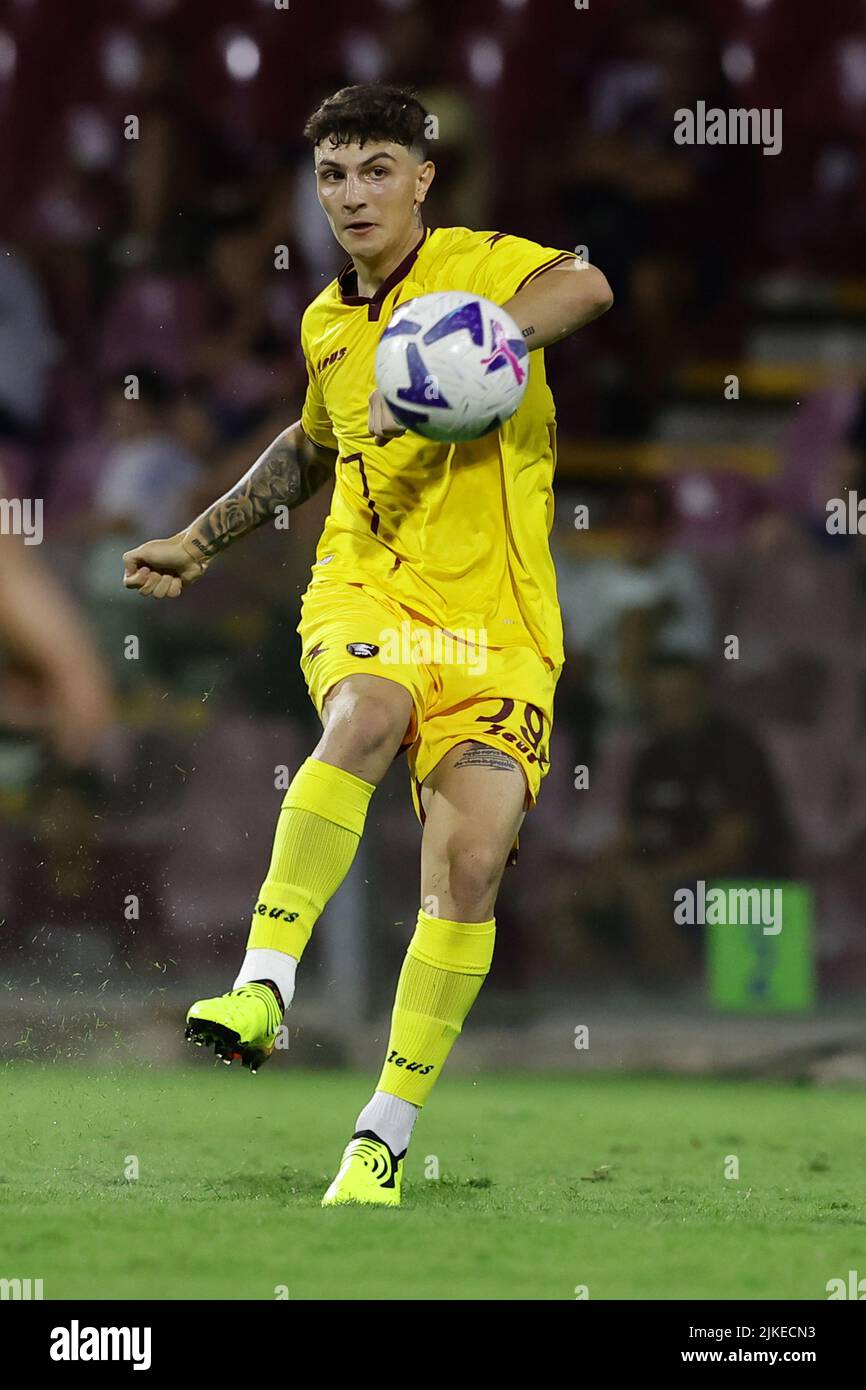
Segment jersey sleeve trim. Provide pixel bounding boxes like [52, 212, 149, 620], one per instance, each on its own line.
[513, 251, 577, 293]
[300, 424, 338, 453]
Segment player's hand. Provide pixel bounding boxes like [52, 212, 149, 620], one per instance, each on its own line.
[122, 532, 211, 599]
[368, 389, 406, 446]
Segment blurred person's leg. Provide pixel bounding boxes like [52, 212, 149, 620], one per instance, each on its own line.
[618, 863, 697, 982]
[544, 854, 627, 986]
[573, 851, 696, 983]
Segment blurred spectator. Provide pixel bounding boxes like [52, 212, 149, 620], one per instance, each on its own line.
[79, 368, 204, 646]
[194, 217, 305, 436]
[112, 33, 210, 271]
[0, 244, 61, 441]
[87, 367, 204, 546]
[379, 2, 492, 231]
[569, 653, 796, 986]
[555, 480, 714, 737]
[549, 4, 753, 432]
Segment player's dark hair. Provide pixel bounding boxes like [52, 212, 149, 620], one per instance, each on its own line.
[303, 84, 430, 160]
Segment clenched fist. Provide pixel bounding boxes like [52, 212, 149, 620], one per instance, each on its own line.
[122, 532, 211, 599]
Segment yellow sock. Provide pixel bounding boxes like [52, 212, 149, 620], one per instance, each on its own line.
[375, 907, 495, 1106]
[247, 757, 374, 960]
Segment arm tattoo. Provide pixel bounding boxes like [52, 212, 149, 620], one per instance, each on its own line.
[186, 429, 335, 559]
[453, 741, 520, 773]
[521, 325, 536, 339]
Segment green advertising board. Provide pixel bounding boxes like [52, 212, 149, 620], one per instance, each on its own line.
[704, 880, 815, 1012]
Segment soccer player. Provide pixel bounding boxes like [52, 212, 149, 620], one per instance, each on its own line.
[123, 85, 613, 1206]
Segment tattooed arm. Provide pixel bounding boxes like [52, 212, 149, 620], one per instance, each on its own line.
[184, 423, 335, 559]
[123, 423, 337, 599]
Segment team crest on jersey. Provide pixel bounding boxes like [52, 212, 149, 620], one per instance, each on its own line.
[347, 641, 379, 658]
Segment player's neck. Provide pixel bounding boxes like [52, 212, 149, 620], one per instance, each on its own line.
[352, 221, 425, 299]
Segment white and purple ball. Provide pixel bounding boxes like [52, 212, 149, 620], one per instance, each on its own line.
[374, 290, 529, 443]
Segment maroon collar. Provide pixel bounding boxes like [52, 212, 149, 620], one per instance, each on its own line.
[337, 227, 430, 321]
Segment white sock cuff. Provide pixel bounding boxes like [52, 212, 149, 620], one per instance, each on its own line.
[355, 1089, 418, 1156]
[233, 948, 298, 1011]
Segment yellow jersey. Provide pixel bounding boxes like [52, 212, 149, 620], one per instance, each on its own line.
[300, 225, 575, 669]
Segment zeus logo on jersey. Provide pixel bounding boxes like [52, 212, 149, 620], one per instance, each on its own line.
[347, 642, 379, 657]
[387, 1048, 434, 1075]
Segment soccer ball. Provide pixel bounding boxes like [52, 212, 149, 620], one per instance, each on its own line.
[374, 290, 530, 443]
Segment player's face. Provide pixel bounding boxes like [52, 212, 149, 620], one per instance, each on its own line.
[314, 141, 431, 260]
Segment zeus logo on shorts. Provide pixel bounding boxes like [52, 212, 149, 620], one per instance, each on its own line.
[347, 642, 379, 658]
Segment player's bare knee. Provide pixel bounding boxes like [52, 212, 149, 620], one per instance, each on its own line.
[318, 683, 411, 778]
[443, 838, 508, 915]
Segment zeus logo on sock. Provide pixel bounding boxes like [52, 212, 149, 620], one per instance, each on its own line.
[387, 1048, 434, 1075]
[254, 904, 299, 921]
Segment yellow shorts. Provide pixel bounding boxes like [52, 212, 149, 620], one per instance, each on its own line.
[297, 577, 560, 863]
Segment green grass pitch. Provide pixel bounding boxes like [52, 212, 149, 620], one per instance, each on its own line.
[1, 1064, 862, 1300]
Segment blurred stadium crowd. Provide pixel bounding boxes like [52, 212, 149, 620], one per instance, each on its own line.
[2, 0, 866, 1010]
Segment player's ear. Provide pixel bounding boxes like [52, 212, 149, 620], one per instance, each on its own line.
[415, 160, 435, 204]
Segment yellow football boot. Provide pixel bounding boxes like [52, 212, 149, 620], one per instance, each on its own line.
[185, 982, 282, 1073]
[322, 1131, 404, 1207]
